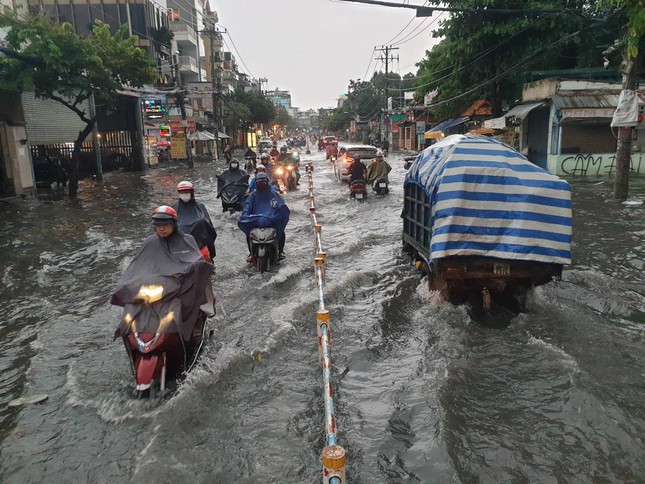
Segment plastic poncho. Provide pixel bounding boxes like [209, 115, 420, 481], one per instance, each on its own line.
[366, 159, 392, 182]
[173, 198, 217, 259]
[237, 189, 290, 236]
[111, 230, 214, 341]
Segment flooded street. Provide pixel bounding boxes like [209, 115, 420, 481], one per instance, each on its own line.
[1, 149, 644, 482]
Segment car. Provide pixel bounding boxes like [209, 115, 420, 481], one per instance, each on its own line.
[323, 136, 338, 146]
[258, 136, 273, 153]
[333, 144, 378, 182]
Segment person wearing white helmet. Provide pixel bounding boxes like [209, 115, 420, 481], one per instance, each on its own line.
[248, 163, 279, 193]
[173, 181, 217, 262]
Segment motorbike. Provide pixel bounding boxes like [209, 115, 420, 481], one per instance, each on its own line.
[217, 174, 250, 213]
[272, 163, 297, 192]
[371, 176, 389, 195]
[244, 155, 256, 173]
[249, 227, 280, 273]
[112, 245, 214, 398]
[121, 300, 208, 398]
[350, 179, 368, 200]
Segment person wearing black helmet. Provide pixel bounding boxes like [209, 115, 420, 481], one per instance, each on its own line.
[238, 173, 290, 262]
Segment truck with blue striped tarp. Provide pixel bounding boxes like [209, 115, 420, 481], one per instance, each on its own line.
[402, 135, 572, 304]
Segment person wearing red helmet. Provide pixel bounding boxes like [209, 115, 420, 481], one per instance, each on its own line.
[173, 181, 217, 263]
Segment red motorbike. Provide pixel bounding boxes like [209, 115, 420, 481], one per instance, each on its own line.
[350, 179, 367, 200]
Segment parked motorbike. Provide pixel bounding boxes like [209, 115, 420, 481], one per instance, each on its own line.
[371, 176, 389, 196]
[249, 227, 280, 273]
[217, 174, 250, 213]
[350, 180, 368, 200]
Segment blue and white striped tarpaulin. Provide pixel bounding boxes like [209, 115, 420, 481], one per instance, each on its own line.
[405, 135, 572, 265]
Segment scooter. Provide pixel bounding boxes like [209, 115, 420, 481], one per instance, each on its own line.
[350, 179, 368, 200]
[249, 227, 280, 273]
[284, 163, 297, 191]
[217, 175, 250, 213]
[371, 176, 389, 196]
[119, 292, 209, 398]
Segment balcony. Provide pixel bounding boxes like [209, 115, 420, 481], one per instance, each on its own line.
[179, 55, 198, 74]
[171, 23, 197, 47]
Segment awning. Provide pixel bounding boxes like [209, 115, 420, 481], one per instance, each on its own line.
[426, 116, 469, 133]
[189, 130, 215, 141]
[217, 131, 231, 139]
[504, 102, 544, 121]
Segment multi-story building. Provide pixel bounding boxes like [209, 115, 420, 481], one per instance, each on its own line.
[268, 89, 292, 111]
[167, 0, 209, 83]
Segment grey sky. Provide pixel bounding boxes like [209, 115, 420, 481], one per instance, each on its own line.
[214, 0, 442, 110]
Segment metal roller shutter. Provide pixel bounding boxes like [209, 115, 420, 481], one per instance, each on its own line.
[21, 92, 90, 144]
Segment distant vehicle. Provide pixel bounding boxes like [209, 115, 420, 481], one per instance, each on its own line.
[323, 136, 338, 146]
[334, 144, 378, 182]
[402, 134, 572, 308]
[258, 136, 273, 153]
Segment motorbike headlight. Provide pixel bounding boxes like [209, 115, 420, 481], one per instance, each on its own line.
[276, 168, 284, 175]
[287, 165, 293, 171]
[135, 284, 164, 304]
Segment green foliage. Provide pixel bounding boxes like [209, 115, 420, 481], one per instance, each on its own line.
[415, 0, 625, 118]
[150, 26, 173, 48]
[274, 105, 293, 128]
[231, 88, 276, 125]
[222, 99, 251, 130]
[597, 0, 645, 59]
[0, 15, 155, 114]
[0, 14, 156, 195]
[324, 110, 352, 131]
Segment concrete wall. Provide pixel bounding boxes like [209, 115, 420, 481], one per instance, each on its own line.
[547, 152, 645, 176]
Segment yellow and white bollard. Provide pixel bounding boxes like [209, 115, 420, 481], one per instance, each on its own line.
[322, 445, 346, 484]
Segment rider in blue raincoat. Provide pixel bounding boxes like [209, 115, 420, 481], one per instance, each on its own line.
[238, 173, 290, 260]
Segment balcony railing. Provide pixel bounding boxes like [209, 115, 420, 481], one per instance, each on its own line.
[171, 23, 197, 46]
[179, 55, 198, 73]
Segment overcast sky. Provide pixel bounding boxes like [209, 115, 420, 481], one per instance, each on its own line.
[213, 0, 443, 110]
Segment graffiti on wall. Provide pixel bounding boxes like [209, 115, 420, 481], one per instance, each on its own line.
[558, 153, 645, 176]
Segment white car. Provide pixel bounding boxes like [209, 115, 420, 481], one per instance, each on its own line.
[334, 145, 378, 182]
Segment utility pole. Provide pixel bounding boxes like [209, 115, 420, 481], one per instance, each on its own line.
[201, 20, 225, 159]
[613, 53, 640, 200]
[172, 53, 194, 168]
[375, 45, 398, 146]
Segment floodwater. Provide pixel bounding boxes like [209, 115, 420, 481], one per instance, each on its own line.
[0, 149, 643, 483]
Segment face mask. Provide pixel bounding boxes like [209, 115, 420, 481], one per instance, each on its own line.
[230, 163, 239, 170]
[179, 193, 191, 202]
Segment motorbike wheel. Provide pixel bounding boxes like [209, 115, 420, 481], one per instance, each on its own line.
[256, 255, 266, 273]
[287, 178, 296, 191]
[133, 388, 151, 399]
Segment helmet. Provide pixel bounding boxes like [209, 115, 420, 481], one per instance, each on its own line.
[152, 205, 178, 222]
[280, 146, 287, 153]
[255, 172, 270, 184]
[177, 181, 193, 192]
[260, 153, 269, 161]
[256, 163, 266, 172]
[229, 158, 240, 168]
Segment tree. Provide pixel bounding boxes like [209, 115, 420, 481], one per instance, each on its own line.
[231, 88, 276, 125]
[598, 0, 644, 199]
[418, 0, 624, 119]
[0, 15, 155, 196]
[222, 99, 251, 130]
[274, 106, 293, 128]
